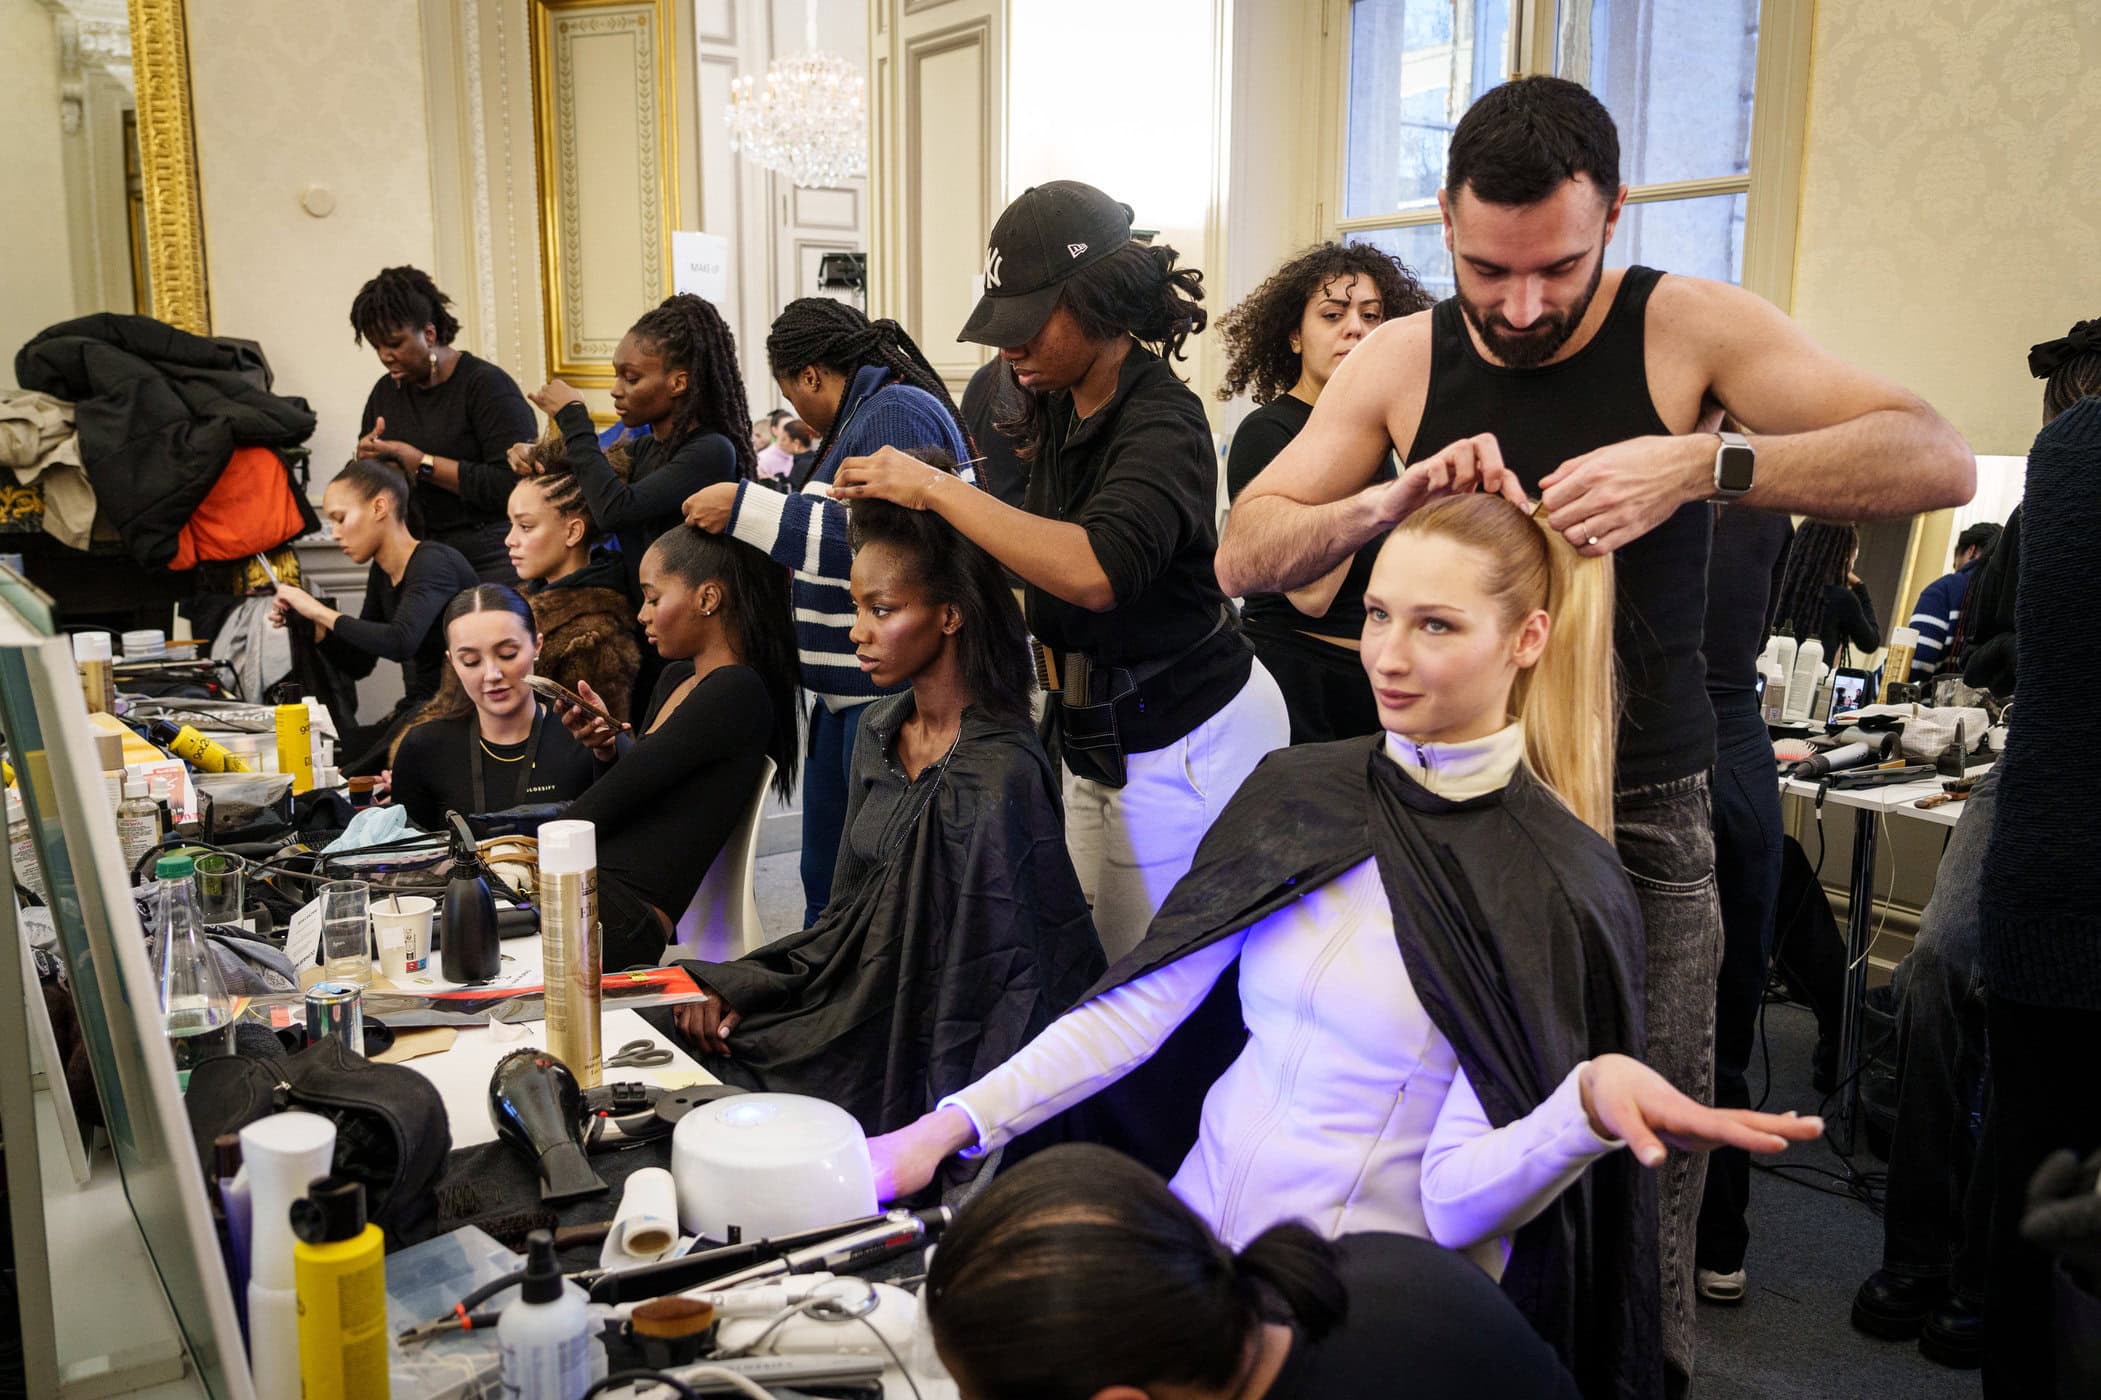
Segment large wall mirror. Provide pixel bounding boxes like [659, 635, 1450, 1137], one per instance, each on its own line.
[3, 0, 210, 341]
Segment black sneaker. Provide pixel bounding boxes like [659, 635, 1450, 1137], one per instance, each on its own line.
[1851, 1268, 1945, 1340]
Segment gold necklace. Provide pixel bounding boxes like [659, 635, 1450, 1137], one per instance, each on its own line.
[478, 737, 525, 762]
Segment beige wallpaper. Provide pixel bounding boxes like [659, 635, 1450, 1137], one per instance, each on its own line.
[187, 0, 439, 478]
[0, 3, 82, 367]
[1792, 0, 2101, 458]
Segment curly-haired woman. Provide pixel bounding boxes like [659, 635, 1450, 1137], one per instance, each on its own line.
[1217, 244, 1432, 743]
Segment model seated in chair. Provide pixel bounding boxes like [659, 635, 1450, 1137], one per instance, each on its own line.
[553, 526, 800, 970]
[388, 585, 603, 830]
[869, 494, 1825, 1399]
[505, 431, 641, 722]
[669, 451, 1105, 1143]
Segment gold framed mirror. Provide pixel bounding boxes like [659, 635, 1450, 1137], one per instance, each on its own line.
[123, 0, 210, 335]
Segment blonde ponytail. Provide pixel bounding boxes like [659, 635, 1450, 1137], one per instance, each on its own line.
[1393, 496, 1618, 840]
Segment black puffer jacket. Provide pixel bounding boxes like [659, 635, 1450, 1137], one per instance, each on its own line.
[14, 313, 317, 565]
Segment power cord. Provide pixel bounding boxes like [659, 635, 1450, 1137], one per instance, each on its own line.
[582, 1368, 770, 1399]
[714, 1281, 927, 1400]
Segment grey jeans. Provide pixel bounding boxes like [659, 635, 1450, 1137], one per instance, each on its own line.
[1616, 774, 1724, 1400]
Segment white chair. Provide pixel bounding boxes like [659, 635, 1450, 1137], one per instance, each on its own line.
[663, 756, 776, 966]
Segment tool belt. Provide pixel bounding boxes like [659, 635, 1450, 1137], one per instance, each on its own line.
[1037, 610, 1232, 789]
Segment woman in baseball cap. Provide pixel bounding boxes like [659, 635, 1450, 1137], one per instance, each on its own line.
[831, 181, 1288, 960]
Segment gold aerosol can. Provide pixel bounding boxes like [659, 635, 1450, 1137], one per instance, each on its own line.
[537, 820, 602, 1088]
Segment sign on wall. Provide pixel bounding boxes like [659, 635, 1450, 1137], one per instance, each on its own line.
[671, 230, 731, 305]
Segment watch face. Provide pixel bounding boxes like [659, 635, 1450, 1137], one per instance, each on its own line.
[1717, 443, 1755, 493]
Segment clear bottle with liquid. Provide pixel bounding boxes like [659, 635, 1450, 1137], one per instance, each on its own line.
[117, 775, 161, 876]
[155, 853, 234, 1089]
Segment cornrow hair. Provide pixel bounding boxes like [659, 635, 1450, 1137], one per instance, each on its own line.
[350, 265, 460, 347]
[1215, 242, 1434, 405]
[627, 293, 757, 476]
[764, 297, 974, 470]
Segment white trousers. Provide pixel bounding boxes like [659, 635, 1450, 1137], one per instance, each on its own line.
[1063, 661, 1290, 962]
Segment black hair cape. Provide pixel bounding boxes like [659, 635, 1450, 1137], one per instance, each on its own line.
[678, 699, 1104, 1143]
[1009, 737, 1661, 1400]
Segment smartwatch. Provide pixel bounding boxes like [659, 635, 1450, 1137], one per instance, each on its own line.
[1712, 430, 1754, 499]
[417, 454, 437, 482]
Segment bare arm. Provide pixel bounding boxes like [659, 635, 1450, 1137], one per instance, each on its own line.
[1283, 557, 1354, 619]
[1538, 279, 1975, 554]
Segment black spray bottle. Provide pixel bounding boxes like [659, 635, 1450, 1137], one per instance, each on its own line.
[441, 811, 501, 983]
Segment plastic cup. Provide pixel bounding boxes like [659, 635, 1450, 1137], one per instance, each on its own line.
[319, 880, 372, 986]
[370, 894, 435, 979]
[193, 853, 244, 926]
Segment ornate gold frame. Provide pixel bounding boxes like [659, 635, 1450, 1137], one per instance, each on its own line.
[124, 0, 211, 335]
[528, 0, 681, 389]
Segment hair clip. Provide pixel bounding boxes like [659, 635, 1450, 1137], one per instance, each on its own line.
[1528, 497, 1550, 521]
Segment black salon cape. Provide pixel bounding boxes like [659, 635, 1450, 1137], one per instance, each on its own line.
[679, 710, 1105, 1139]
[1015, 737, 1661, 1400]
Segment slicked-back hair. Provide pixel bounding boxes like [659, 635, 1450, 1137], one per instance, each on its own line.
[627, 294, 757, 475]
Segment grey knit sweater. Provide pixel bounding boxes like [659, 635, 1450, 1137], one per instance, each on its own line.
[1981, 395, 2101, 1008]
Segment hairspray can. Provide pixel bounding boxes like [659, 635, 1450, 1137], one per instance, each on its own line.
[1880, 626, 1919, 703]
[274, 703, 314, 794]
[538, 820, 602, 1089]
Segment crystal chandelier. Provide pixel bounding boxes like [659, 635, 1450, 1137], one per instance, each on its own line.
[724, 1, 867, 190]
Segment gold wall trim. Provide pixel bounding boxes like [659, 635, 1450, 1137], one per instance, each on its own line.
[529, 0, 680, 389]
[126, 0, 209, 334]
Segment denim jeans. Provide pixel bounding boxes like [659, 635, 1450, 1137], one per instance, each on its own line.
[1615, 774, 1724, 1400]
[800, 700, 871, 927]
[1881, 761, 1998, 1300]
[1697, 699, 1785, 1275]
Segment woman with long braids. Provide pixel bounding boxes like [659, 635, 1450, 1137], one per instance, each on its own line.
[682, 297, 969, 924]
[833, 182, 1289, 960]
[351, 265, 537, 582]
[1770, 519, 1882, 664]
[552, 525, 802, 969]
[1218, 244, 1433, 744]
[516, 292, 753, 715]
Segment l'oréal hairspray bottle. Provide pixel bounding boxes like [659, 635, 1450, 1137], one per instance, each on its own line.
[538, 820, 602, 1088]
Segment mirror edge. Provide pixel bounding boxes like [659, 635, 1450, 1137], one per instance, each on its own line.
[124, 0, 210, 335]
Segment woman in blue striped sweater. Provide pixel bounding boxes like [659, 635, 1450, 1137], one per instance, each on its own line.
[682, 298, 971, 923]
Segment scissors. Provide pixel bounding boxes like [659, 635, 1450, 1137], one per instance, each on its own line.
[606, 1038, 674, 1069]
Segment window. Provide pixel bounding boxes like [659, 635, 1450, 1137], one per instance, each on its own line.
[1332, 0, 1808, 304]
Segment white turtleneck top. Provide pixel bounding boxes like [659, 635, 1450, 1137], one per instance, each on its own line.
[943, 724, 1618, 1265]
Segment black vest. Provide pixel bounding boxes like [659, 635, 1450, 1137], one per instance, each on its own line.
[1407, 267, 1713, 788]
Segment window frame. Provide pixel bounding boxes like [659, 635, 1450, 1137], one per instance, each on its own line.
[1316, 0, 1816, 308]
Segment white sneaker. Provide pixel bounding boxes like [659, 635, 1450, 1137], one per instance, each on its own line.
[1697, 1267, 1747, 1305]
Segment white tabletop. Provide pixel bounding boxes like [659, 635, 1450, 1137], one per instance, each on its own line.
[1778, 761, 1994, 829]
[375, 936, 717, 1148]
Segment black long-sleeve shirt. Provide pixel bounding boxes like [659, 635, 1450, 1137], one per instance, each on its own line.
[552, 402, 741, 603]
[1702, 505, 1795, 701]
[563, 660, 771, 920]
[1819, 579, 1882, 661]
[360, 352, 536, 536]
[318, 541, 479, 709]
[389, 707, 602, 829]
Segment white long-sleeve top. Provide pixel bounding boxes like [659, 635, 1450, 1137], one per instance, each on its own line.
[943, 724, 1620, 1267]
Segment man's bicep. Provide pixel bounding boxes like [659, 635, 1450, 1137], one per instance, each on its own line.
[1701, 284, 1920, 435]
[1238, 319, 1423, 505]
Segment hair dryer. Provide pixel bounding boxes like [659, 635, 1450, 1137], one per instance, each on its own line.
[1790, 731, 1898, 780]
[490, 1048, 608, 1203]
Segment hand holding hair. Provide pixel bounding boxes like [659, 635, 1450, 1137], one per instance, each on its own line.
[1578, 1053, 1823, 1168]
[829, 446, 948, 512]
[507, 441, 539, 477]
[681, 482, 739, 534]
[1538, 431, 1714, 556]
[1376, 433, 1530, 532]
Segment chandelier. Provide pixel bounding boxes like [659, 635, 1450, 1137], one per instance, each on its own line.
[724, 3, 867, 190]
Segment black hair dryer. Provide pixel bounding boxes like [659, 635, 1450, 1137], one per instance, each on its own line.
[489, 1048, 608, 1203]
[441, 811, 501, 984]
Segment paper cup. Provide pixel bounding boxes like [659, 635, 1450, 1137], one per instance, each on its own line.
[370, 895, 435, 977]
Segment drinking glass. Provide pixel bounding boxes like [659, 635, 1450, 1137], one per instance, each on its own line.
[319, 880, 372, 986]
[193, 853, 244, 926]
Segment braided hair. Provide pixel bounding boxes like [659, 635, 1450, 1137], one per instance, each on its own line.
[1215, 243, 1433, 405]
[1770, 520, 1857, 644]
[516, 426, 605, 548]
[999, 241, 1208, 460]
[350, 266, 460, 347]
[2039, 317, 2101, 421]
[765, 298, 973, 472]
[627, 294, 756, 475]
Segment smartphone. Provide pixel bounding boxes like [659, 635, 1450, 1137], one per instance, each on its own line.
[1825, 666, 1872, 721]
[523, 674, 627, 731]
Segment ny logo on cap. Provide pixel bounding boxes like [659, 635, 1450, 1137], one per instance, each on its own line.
[985, 248, 1004, 289]
[1067, 243, 1088, 259]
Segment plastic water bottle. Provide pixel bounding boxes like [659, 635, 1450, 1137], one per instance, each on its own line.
[155, 853, 234, 1089]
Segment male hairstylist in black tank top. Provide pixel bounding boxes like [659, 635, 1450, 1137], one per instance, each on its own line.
[1217, 77, 1975, 1399]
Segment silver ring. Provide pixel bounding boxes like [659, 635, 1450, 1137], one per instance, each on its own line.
[1586, 534, 1599, 547]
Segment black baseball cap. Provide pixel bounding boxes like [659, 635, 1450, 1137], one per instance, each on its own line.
[958, 181, 1134, 348]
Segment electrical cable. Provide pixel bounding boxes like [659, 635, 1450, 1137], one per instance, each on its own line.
[581, 1369, 704, 1399]
[712, 1279, 925, 1400]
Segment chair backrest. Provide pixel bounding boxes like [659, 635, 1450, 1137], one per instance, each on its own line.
[665, 755, 776, 965]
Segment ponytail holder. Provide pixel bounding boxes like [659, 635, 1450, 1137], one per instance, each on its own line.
[871, 317, 907, 343]
[2029, 318, 2101, 379]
